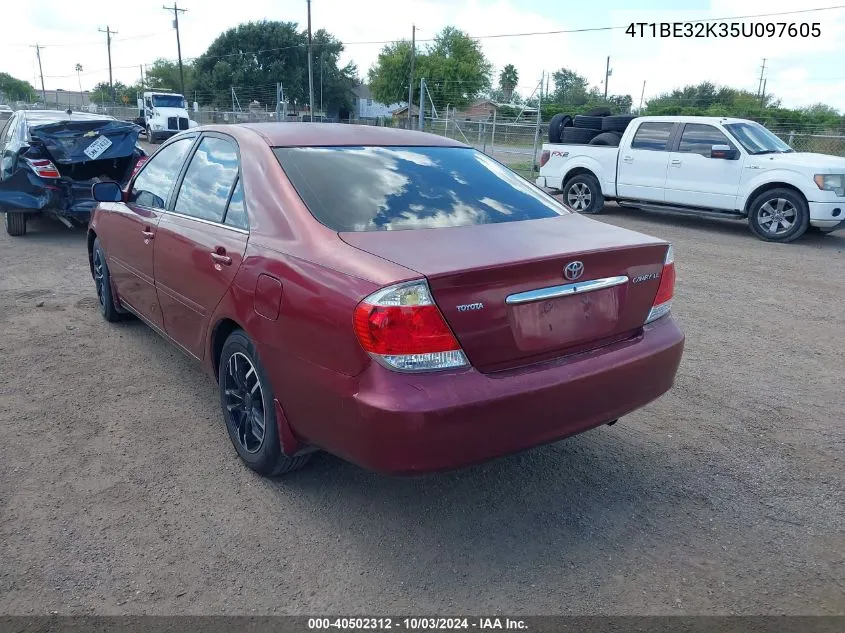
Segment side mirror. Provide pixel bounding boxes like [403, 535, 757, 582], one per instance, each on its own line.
[711, 144, 738, 160]
[92, 181, 124, 203]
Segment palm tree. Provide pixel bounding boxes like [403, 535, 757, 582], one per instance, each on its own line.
[499, 64, 519, 102]
[75, 64, 83, 94]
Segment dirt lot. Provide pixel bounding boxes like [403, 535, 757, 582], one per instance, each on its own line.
[0, 206, 843, 616]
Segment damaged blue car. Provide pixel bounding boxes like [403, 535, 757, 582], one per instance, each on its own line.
[0, 110, 147, 236]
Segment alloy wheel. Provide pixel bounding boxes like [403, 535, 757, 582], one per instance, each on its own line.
[93, 249, 106, 308]
[223, 352, 266, 454]
[567, 182, 592, 211]
[757, 198, 797, 236]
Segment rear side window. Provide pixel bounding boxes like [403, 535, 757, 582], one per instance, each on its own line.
[631, 122, 674, 151]
[174, 136, 239, 222]
[131, 137, 193, 209]
[678, 124, 732, 156]
[273, 146, 568, 232]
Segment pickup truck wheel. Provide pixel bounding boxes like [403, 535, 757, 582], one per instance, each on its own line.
[4, 212, 27, 236]
[92, 238, 122, 322]
[563, 173, 604, 214]
[748, 188, 809, 243]
[219, 330, 313, 477]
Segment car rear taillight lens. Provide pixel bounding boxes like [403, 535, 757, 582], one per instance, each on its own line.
[130, 155, 148, 178]
[539, 150, 550, 167]
[25, 158, 60, 179]
[645, 244, 675, 324]
[353, 280, 469, 372]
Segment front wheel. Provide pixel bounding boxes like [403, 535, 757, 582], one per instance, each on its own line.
[562, 173, 604, 214]
[748, 188, 809, 243]
[92, 238, 122, 322]
[4, 212, 27, 236]
[146, 126, 158, 144]
[218, 330, 313, 477]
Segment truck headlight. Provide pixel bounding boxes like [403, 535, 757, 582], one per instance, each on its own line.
[814, 174, 845, 196]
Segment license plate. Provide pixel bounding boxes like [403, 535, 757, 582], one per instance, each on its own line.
[83, 135, 113, 160]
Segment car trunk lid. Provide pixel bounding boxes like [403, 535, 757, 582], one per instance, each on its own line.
[28, 119, 142, 165]
[341, 214, 670, 372]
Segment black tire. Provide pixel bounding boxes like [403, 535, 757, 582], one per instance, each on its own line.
[218, 330, 313, 477]
[562, 172, 604, 214]
[547, 113, 572, 144]
[561, 127, 602, 144]
[601, 115, 638, 133]
[146, 126, 158, 144]
[92, 237, 122, 322]
[584, 106, 612, 117]
[747, 188, 809, 243]
[573, 115, 604, 130]
[589, 131, 622, 146]
[4, 212, 27, 236]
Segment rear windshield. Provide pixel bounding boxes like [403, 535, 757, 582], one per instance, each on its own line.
[273, 146, 568, 232]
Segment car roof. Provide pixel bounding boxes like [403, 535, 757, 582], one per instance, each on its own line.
[22, 110, 116, 125]
[235, 122, 468, 148]
[640, 115, 753, 125]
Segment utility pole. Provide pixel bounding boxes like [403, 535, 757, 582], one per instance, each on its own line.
[531, 72, 544, 179]
[320, 52, 324, 115]
[307, 0, 315, 122]
[98, 26, 117, 101]
[760, 78, 768, 107]
[408, 25, 415, 128]
[756, 58, 767, 98]
[139, 64, 145, 90]
[163, 4, 187, 97]
[639, 80, 646, 112]
[32, 45, 46, 102]
[604, 56, 611, 99]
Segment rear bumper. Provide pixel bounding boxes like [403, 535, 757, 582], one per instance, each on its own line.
[316, 316, 684, 475]
[809, 200, 845, 229]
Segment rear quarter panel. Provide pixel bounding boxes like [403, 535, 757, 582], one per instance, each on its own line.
[540, 144, 619, 196]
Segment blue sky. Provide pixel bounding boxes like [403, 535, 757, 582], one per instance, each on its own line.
[2, 0, 843, 109]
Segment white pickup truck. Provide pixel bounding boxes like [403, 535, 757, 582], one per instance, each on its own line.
[537, 115, 845, 242]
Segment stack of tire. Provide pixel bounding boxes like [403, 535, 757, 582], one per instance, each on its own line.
[548, 107, 638, 147]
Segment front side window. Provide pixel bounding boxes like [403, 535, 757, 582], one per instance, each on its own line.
[274, 146, 568, 232]
[174, 137, 239, 222]
[631, 122, 675, 151]
[130, 137, 194, 209]
[678, 124, 733, 157]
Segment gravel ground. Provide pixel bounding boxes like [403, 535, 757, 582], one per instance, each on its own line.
[0, 205, 843, 616]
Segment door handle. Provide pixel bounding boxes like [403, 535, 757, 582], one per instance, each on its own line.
[210, 252, 232, 266]
[141, 229, 154, 240]
[670, 159, 682, 166]
[622, 156, 633, 163]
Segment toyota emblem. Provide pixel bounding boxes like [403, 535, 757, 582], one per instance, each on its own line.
[564, 261, 584, 281]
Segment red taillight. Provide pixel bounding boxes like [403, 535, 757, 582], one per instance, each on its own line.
[353, 280, 468, 372]
[539, 150, 550, 167]
[131, 155, 148, 178]
[26, 158, 60, 179]
[646, 245, 675, 324]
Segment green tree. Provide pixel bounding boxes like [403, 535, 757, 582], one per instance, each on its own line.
[90, 81, 137, 105]
[368, 26, 492, 110]
[193, 21, 356, 112]
[145, 58, 196, 97]
[0, 72, 36, 103]
[550, 68, 590, 106]
[498, 64, 518, 102]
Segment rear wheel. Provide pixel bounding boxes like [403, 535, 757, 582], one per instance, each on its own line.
[218, 330, 313, 477]
[92, 238, 122, 322]
[563, 172, 604, 214]
[748, 188, 809, 243]
[4, 212, 27, 236]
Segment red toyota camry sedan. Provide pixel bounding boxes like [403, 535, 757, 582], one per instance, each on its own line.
[87, 123, 684, 476]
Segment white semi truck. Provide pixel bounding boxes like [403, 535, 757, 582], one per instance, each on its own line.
[135, 90, 197, 143]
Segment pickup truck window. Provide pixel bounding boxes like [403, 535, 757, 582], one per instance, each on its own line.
[678, 124, 733, 156]
[724, 122, 794, 155]
[630, 122, 674, 151]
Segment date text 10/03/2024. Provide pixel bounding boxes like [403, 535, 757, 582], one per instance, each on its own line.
[626, 22, 821, 38]
[307, 618, 528, 630]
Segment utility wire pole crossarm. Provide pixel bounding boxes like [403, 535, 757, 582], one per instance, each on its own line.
[98, 26, 117, 101]
[163, 3, 188, 98]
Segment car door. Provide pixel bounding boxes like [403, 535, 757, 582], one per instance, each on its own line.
[664, 123, 745, 210]
[97, 136, 196, 328]
[153, 133, 248, 359]
[616, 121, 677, 202]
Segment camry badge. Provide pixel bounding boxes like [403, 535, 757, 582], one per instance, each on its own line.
[564, 261, 584, 281]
